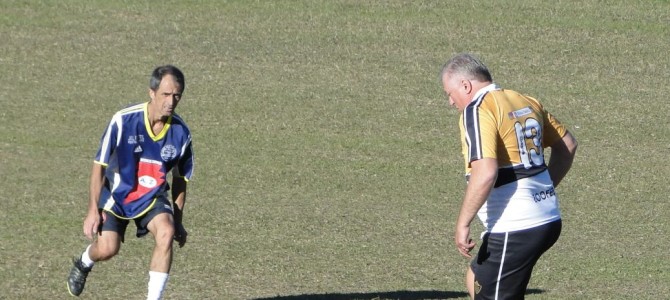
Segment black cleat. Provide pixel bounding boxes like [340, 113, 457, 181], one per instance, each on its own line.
[67, 257, 92, 296]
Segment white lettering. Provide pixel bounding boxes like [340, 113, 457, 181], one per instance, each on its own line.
[138, 175, 158, 188]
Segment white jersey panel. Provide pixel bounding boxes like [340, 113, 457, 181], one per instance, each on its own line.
[478, 170, 561, 233]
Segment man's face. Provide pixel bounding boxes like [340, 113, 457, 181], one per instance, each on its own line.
[149, 74, 183, 119]
[441, 73, 471, 112]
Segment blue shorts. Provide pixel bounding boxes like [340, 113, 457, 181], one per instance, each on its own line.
[99, 196, 174, 242]
[470, 219, 562, 300]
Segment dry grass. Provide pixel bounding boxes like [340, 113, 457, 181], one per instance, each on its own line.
[0, 1, 668, 299]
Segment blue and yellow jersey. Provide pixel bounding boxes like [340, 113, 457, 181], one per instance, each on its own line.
[95, 102, 194, 219]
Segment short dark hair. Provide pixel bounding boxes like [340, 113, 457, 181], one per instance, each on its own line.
[150, 65, 185, 91]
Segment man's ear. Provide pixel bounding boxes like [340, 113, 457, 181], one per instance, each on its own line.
[462, 79, 473, 94]
[149, 88, 155, 101]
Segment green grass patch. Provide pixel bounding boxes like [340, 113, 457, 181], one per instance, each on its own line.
[1, 0, 668, 299]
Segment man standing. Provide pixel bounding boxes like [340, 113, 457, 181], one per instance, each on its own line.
[67, 65, 194, 300]
[440, 53, 577, 299]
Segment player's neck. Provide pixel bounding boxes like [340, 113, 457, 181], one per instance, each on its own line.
[147, 107, 168, 135]
[149, 118, 167, 136]
[471, 80, 493, 93]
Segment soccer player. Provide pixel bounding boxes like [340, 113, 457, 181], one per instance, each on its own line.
[440, 53, 577, 299]
[67, 65, 194, 300]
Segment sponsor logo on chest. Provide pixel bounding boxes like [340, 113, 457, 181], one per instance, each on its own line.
[138, 175, 158, 188]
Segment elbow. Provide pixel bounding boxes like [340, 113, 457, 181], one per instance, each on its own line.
[559, 131, 578, 158]
[549, 132, 578, 164]
[566, 134, 578, 157]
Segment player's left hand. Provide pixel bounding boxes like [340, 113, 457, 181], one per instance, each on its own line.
[174, 222, 188, 248]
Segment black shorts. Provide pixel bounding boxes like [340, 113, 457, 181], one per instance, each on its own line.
[471, 219, 562, 300]
[99, 197, 174, 242]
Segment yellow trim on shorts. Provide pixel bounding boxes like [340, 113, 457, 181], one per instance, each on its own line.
[103, 197, 158, 220]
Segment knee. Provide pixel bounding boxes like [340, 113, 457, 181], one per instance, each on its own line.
[154, 225, 175, 249]
[92, 242, 120, 261]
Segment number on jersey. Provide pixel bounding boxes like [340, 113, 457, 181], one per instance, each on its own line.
[514, 118, 544, 169]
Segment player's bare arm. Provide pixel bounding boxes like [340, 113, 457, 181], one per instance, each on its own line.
[455, 158, 498, 258]
[171, 176, 188, 248]
[83, 163, 106, 240]
[547, 131, 578, 188]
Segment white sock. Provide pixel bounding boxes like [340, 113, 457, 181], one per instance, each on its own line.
[147, 271, 169, 300]
[81, 245, 95, 268]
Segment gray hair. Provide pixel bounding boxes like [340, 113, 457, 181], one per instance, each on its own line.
[439, 53, 493, 82]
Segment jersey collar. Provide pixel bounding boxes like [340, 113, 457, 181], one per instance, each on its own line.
[143, 102, 172, 141]
[471, 83, 500, 102]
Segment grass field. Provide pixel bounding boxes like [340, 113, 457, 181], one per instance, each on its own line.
[1, 1, 669, 299]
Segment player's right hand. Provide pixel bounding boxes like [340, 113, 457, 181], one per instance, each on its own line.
[83, 211, 102, 240]
[455, 224, 476, 258]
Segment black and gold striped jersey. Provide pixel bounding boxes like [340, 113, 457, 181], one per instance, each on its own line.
[459, 85, 567, 186]
[459, 84, 567, 232]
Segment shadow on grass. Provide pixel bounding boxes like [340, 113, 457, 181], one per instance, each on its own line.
[252, 288, 544, 300]
[252, 290, 468, 300]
